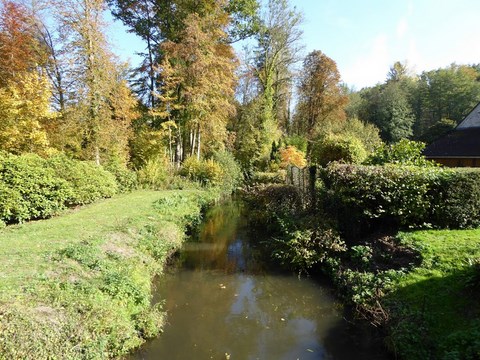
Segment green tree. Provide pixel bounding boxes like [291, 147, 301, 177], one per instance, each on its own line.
[413, 64, 480, 136]
[253, 0, 303, 145]
[359, 82, 414, 143]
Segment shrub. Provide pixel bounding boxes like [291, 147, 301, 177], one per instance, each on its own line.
[432, 169, 480, 228]
[179, 157, 223, 187]
[103, 162, 138, 192]
[366, 139, 436, 167]
[272, 227, 346, 274]
[321, 164, 480, 231]
[212, 150, 243, 193]
[0, 153, 71, 223]
[137, 156, 171, 189]
[312, 133, 367, 166]
[279, 145, 307, 169]
[249, 171, 286, 185]
[46, 155, 118, 206]
[321, 163, 437, 231]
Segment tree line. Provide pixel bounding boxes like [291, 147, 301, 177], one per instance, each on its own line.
[0, 0, 478, 174]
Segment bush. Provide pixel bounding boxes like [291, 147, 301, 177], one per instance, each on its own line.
[366, 139, 436, 167]
[321, 163, 436, 231]
[321, 163, 480, 231]
[46, 155, 118, 206]
[103, 162, 138, 192]
[212, 150, 243, 194]
[432, 169, 480, 228]
[312, 133, 367, 166]
[249, 171, 286, 185]
[0, 153, 71, 223]
[137, 156, 172, 190]
[179, 157, 223, 187]
[279, 146, 306, 169]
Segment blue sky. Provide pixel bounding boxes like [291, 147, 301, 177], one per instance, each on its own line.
[108, 0, 480, 89]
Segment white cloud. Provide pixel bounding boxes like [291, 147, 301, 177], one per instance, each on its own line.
[396, 18, 408, 40]
[341, 34, 390, 89]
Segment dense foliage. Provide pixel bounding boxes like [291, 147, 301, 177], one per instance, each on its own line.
[0, 153, 128, 224]
[320, 163, 480, 231]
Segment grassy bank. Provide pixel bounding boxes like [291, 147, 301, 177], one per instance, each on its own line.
[385, 229, 480, 359]
[0, 189, 215, 359]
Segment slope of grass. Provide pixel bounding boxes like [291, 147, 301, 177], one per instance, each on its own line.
[0, 189, 215, 359]
[386, 229, 480, 359]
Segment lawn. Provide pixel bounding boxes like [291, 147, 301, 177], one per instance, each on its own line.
[386, 228, 480, 359]
[0, 189, 214, 359]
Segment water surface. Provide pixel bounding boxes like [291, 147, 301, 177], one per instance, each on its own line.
[133, 201, 390, 360]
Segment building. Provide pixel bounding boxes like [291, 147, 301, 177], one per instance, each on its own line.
[423, 102, 480, 167]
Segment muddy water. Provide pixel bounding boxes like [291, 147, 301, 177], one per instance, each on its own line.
[132, 201, 390, 360]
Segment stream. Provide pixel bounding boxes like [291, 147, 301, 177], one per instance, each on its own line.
[132, 200, 391, 360]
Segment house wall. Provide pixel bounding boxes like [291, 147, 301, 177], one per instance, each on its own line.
[430, 158, 480, 167]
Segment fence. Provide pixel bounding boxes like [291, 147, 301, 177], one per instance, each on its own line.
[286, 165, 317, 208]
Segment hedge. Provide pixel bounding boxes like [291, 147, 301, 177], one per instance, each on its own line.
[47, 155, 118, 205]
[0, 153, 71, 223]
[320, 163, 480, 232]
[0, 153, 126, 224]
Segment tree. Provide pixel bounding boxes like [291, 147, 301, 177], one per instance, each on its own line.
[0, 72, 53, 154]
[108, 0, 260, 111]
[51, 0, 137, 165]
[155, 9, 237, 163]
[0, 0, 48, 85]
[295, 50, 348, 138]
[253, 0, 303, 143]
[413, 64, 480, 136]
[359, 82, 414, 143]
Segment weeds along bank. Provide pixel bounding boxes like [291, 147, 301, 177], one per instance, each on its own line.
[0, 190, 218, 358]
[0, 151, 243, 359]
[245, 163, 480, 360]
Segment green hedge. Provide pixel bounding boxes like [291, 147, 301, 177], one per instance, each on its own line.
[0, 153, 125, 224]
[0, 154, 71, 223]
[47, 155, 118, 205]
[320, 163, 480, 231]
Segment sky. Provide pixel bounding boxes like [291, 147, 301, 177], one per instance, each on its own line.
[108, 0, 480, 90]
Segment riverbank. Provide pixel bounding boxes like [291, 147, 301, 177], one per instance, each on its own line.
[244, 184, 480, 359]
[0, 189, 215, 359]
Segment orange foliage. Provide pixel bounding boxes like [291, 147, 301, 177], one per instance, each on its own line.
[280, 146, 307, 169]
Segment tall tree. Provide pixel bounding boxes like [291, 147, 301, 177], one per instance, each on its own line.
[294, 50, 348, 141]
[155, 7, 237, 163]
[0, 0, 47, 85]
[252, 0, 302, 148]
[0, 72, 53, 154]
[52, 0, 137, 165]
[108, 0, 259, 111]
[358, 82, 414, 143]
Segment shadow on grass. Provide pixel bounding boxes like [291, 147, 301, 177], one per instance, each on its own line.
[383, 267, 480, 360]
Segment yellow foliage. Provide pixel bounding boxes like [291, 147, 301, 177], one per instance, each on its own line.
[280, 146, 307, 169]
[0, 72, 53, 155]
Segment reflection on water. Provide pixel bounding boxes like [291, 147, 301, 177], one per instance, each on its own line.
[133, 201, 390, 360]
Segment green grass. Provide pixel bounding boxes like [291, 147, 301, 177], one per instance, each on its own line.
[0, 189, 215, 359]
[386, 229, 480, 360]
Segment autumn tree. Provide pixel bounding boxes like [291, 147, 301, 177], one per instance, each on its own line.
[155, 7, 237, 164]
[294, 50, 348, 157]
[108, 0, 259, 112]
[0, 72, 53, 154]
[48, 0, 138, 165]
[0, 0, 48, 85]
